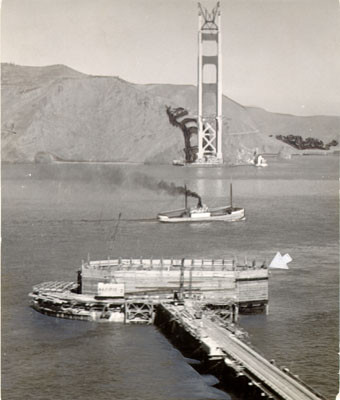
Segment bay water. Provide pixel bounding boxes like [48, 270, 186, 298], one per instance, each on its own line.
[2, 155, 338, 399]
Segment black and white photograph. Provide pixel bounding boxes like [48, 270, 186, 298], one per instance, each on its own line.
[2, 1, 339, 399]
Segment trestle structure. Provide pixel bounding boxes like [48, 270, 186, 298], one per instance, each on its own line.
[124, 300, 154, 324]
[197, 2, 223, 164]
[204, 301, 239, 324]
[156, 303, 327, 400]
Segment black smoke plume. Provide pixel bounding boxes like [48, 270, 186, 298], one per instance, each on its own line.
[132, 172, 202, 207]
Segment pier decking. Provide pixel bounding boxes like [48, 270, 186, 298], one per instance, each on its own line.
[156, 302, 326, 400]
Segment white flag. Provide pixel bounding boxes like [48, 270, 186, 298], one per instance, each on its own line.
[269, 252, 292, 269]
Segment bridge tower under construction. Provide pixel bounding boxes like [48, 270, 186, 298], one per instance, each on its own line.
[197, 2, 223, 164]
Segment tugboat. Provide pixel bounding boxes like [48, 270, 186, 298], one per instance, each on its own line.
[157, 184, 245, 223]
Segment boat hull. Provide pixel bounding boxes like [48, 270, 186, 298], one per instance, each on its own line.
[158, 208, 245, 223]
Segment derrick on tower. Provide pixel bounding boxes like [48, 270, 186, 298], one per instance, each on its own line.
[197, 2, 223, 164]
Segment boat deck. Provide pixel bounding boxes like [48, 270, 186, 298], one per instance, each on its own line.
[157, 207, 245, 223]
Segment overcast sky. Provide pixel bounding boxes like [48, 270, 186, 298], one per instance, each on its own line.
[2, 0, 340, 116]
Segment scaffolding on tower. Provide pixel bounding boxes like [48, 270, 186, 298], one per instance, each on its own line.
[196, 2, 223, 165]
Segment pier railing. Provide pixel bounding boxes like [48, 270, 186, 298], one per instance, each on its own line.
[83, 258, 267, 271]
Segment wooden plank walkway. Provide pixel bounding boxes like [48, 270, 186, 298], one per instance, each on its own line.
[161, 303, 326, 400]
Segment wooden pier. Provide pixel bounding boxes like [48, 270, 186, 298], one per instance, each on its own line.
[155, 301, 327, 400]
[80, 257, 269, 312]
[29, 256, 327, 399]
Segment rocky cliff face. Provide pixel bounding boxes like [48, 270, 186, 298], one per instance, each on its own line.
[2, 63, 339, 164]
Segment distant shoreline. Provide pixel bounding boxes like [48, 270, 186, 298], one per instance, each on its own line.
[52, 160, 144, 165]
[2, 151, 338, 166]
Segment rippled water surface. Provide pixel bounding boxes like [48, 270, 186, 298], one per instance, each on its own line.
[2, 156, 338, 399]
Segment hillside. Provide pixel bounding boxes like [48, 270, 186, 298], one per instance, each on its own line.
[2, 63, 339, 164]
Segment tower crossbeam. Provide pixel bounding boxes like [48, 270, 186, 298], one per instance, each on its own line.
[197, 2, 223, 164]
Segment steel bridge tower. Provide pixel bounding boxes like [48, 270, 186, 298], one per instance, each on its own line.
[197, 2, 223, 164]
